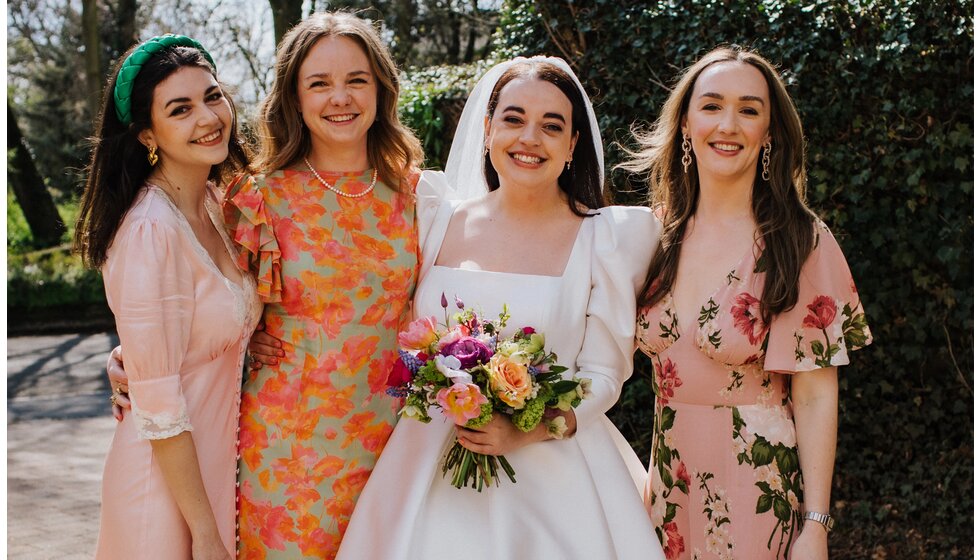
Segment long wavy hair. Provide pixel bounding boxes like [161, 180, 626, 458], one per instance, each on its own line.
[254, 11, 423, 190]
[484, 61, 606, 216]
[621, 45, 816, 322]
[74, 45, 250, 268]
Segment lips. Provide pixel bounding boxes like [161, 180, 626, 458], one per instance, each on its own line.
[709, 141, 742, 152]
[191, 129, 222, 145]
[324, 114, 357, 123]
[510, 152, 545, 164]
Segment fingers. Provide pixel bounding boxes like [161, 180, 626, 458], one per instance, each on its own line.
[248, 325, 284, 367]
[456, 429, 496, 455]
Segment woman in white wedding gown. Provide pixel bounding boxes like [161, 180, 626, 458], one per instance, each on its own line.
[336, 58, 667, 560]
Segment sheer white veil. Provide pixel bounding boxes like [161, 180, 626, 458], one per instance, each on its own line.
[437, 56, 604, 201]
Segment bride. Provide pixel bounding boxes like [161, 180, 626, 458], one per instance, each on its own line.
[336, 57, 667, 560]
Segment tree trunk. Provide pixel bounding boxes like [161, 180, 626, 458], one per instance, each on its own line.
[270, 0, 304, 47]
[82, 0, 102, 119]
[8, 101, 66, 248]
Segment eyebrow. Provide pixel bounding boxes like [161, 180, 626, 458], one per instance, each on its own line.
[699, 92, 766, 104]
[501, 105, 567, 123]
[164, 85, 219, 109]
[305, 70, 371, 80]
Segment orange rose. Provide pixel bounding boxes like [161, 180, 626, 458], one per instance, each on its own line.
[487, 354, 533, 409]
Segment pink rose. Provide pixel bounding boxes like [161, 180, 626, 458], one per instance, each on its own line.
[803, 295, 837, 330]
[731, 292, 767, 345]
[440, 336, 493, 369]
[487, 354, 534, 409]
[655, 358, 682, 404]
[436, 383, 488, 425]
[398, 316, 439, 350]
[522, 327, 536, 335]
[674, 461, 691, 488]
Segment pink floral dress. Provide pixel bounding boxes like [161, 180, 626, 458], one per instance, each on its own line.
[223, 169, 419, 559]
[635, 221, 871, 560]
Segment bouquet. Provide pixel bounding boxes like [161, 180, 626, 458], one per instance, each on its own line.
[386, 293, 591, 491]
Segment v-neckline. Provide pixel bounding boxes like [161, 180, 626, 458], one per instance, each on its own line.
[668, 243, 757, 338]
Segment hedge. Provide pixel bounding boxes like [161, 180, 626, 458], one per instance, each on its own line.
[490, 1, 972, 557]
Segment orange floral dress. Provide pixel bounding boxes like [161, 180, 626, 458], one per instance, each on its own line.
[223, 169, 419, 559]
[635, 221, 871, 560]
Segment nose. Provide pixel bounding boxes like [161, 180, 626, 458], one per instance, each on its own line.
[330, 85, 352, 106]
[718, 107, 739, 133]
[199, 104, 221, 126]
[518, 124, 541, 146]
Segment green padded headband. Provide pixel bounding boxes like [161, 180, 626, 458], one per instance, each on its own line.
[113, 34, 216, 125]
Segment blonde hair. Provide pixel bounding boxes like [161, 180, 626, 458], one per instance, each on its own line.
[254, 12, 423, 190]
[621, 45, 816, 320]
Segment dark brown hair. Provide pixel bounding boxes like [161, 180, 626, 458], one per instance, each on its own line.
[254, 11, 423, 190]
[620, 45, 816, 322]
[74, 44, 250, 268]
[484, 61, 606, 216]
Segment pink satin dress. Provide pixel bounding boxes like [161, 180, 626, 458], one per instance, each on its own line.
[95, 184, 262, 559]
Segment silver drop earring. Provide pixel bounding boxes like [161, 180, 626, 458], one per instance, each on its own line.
[761, 140, 772, 181]
[681, 135, 693, 174]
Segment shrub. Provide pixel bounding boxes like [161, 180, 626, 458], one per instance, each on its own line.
[496, 1, 973, 557]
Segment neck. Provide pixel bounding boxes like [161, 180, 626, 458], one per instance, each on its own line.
[695, 173, 755, 225]
[490, 178, 568, 219]
[308, 141, 370, 172]
[147, 162, 210, 218]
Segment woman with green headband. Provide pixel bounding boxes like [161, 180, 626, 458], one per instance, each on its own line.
[75, 35, 259, 559]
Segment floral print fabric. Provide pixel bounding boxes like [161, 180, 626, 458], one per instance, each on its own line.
[223, 169, 419, 559]
[636, 221, 871, 560]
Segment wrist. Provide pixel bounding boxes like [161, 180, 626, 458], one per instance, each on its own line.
[803, 510, 835, 533]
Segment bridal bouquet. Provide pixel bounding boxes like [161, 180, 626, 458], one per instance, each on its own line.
[386, 293, 591, 491]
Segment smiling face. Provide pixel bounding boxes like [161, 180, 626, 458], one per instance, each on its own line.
[296, 35, 377, 159]
[138, 66, 232, 173]
[683, 61, 771, 187]
[485, 76, 578, 191]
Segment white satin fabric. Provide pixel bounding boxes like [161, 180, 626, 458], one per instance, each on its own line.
[336, 175, 666, 560]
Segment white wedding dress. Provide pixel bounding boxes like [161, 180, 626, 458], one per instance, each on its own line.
[336, 177, 667, 560]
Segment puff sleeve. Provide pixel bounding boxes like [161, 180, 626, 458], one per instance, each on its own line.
[222, 173, 282, 303]
[103, 217, 195, 439]
[572, 206, 662, 429]
[764, 222, 872, 373]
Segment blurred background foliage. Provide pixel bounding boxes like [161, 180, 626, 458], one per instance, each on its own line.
[6, 1, 972, 557]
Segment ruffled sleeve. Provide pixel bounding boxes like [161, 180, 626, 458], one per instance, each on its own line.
[764, 221, 872, 373]
[103, 216, 194, 440]
[573, 206, 662, 429]
[222, 173, 282, 303]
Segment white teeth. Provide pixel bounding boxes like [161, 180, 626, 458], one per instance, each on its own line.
[326, 114, 356, 122]
[512, 153, 543, 164]
[713, 142, 740, 152]
[193, 130, 221, 143]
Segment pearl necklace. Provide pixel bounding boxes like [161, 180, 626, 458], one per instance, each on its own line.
[303, 158, 377, 198]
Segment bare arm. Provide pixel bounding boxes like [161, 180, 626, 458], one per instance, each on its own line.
[150, 432, 232, 559]
[789, 366, 838, 560]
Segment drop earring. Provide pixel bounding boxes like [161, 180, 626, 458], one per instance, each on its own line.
[681, 135, 692, 174]
[147, 145, 159, 166]
[761, 141, 772, 181]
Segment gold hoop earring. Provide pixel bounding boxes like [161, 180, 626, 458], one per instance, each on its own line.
[147, 145, 159, 166]
[681, 135, 693, 174]
[761, 141, 772, 181]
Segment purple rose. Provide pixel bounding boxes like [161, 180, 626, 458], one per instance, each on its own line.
[440, 336, 493, 369]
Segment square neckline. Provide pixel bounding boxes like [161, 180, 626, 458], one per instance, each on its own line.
[430, 203, 591, 279]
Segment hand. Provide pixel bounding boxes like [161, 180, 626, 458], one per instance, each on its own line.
[789, 522, 829, 560]
[247, 322, 284, 370]
[455, 415, 547, 456]
[106, 345, 131, 420]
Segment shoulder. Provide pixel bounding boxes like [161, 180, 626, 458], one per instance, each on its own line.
[121, 187, 183, 233]
[588, 205, 662, 245]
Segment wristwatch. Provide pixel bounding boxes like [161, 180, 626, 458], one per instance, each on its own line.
[804, 511, 835, 532]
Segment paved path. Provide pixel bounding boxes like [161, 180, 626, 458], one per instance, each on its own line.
[7, 332, 120, 559]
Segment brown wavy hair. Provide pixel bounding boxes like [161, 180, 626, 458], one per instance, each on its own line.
[254, 11, 423, 190]
[620, 45, 816, 322]
[74, 44, 251, 268]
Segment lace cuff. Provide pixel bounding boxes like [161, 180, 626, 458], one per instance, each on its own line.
[132, 401, 193, 440]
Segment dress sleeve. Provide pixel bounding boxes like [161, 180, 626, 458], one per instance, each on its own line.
[573, 206, 662, 429]
[764, 222, 872, 373]
[222, 173, 282, 303]
[103, 218, 195, 439]
[415, 170, 454, 259]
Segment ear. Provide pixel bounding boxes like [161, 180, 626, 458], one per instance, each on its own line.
[483, 115, 492, 152]
[137, 129, 155, 150]
[568, 131, 579, 161]
[680, 115, 689, 138]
